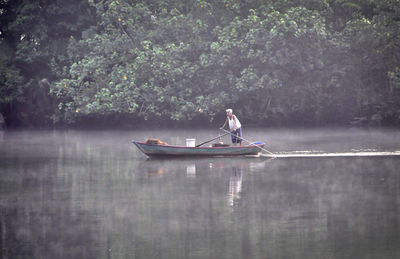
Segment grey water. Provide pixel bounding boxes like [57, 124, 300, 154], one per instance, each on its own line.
[1, 128, 400, 259]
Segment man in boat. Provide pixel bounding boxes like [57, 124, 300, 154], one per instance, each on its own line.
[220, 108, 242, 146]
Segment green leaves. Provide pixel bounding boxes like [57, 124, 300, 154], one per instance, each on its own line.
[2, 0, 400, 126]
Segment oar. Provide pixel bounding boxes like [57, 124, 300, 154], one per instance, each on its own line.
[196, 132, 231, 147]
[220, 128, 276, 156]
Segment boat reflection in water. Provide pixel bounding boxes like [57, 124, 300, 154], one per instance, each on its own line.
[141, 157, 264, 210]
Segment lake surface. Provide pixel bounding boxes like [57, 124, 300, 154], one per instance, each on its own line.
[1, 128, 400, 259]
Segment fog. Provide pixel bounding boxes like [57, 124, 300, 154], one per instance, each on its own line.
[1, 128, 400, 258]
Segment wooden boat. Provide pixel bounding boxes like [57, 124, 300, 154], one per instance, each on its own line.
[132, 140, 265, 157]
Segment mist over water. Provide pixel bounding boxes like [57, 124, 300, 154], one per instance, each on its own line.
[1, 128, 400, 258]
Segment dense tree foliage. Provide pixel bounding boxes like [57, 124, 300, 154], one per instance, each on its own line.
[0, 0, 96, 126]
[1, 0, 400, 127]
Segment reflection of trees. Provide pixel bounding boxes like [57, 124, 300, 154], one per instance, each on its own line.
[2, 133, 400, 259]
[247, 157, 400, 258]
[0, 161, 101, 258]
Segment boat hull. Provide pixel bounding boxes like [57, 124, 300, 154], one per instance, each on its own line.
[133, 141, 264, 157]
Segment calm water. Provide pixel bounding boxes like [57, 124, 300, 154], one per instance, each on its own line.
[1, 128, 400, 259]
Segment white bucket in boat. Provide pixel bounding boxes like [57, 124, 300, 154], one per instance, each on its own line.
[186, 138, 196, 147]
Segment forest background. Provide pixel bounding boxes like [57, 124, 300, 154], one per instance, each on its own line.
[1, 0, 400, 128]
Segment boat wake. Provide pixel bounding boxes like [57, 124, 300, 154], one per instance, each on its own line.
[260, 150, 400, 158]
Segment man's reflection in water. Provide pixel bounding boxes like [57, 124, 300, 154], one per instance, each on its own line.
[186, 164, 196, 178]
[228, 166, 242, 207]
